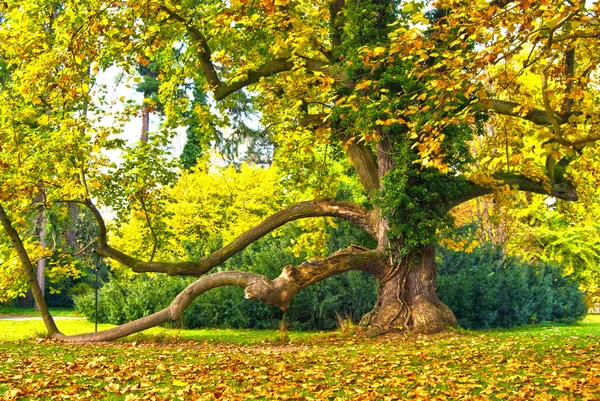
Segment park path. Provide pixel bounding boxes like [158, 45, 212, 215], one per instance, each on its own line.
[0, 316, 84, 321]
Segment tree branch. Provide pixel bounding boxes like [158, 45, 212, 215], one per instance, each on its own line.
[213, 57, 336, 101]
[480, 99, 566, 126]
[343, 139, 380, 197]
[481, 98, 600, 128]
[159, 5, 221, 88]
[245, 246, 385, 308]
[159, 5, 338, 101]
[451, 172, 578, 207]
[480, 98, 600, 147]
[58, 246, 384, 342]
[84, 198, 375, 276]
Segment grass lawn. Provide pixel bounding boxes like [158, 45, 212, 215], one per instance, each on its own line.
[0, 307, 80, 317]
[0, 315, 598, 400]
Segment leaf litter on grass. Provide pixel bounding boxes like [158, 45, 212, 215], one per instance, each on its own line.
[0, 325, 599, 400]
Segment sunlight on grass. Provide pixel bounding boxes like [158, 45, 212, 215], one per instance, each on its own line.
[0, 317, 321, 345]
[0, 319, 114, 341]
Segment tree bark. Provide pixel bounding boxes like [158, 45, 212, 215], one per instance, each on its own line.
[0, 203, 60, 335]
[141, 103, 150, 143]
[364, 244, 457, 335]
[34, 205, 46, 312]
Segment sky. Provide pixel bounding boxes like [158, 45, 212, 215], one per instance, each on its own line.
[93, 65, 187, 160]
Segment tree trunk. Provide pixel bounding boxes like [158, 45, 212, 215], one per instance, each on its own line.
[366, 244, 457, 335]
[34, 204, 46, 312]
[0, 203, 60, 335]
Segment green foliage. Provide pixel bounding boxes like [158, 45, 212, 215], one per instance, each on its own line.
[437, 246, 587, 329]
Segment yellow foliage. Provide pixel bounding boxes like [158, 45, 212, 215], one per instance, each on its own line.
[112, 161, 284, 266]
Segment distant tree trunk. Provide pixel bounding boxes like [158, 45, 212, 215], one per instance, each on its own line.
[366, 244, 457, 335]
[141, 102, 150, 143]
[65, 203, 79, 251]
[16, 290, 34, 308]
[0, 203, 59, 334]
[34, 202, 47, 311]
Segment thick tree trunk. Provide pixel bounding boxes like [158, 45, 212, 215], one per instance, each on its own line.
[366, 244, 457, 335]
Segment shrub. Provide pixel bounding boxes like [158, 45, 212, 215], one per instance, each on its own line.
[437, 246, 587, 329]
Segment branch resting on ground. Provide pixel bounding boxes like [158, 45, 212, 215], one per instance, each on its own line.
[85, 198, 375, 276]
[57, 246, 384, 343]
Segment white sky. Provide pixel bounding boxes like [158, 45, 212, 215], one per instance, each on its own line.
[93, 65, 187, 160]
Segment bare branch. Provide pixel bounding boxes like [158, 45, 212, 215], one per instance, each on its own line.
[57, 271, 253, 342]
[246, 246, 385, 308]
[84, 198, 374, 276]
[137, 193, 158, 262]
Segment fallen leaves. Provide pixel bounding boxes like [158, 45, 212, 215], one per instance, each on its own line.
[1, 326, 599, 400]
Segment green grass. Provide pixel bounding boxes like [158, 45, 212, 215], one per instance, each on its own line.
[0, 306, 79, 317]
[0, 316, 319, 345]
[0, 316, 599, 400]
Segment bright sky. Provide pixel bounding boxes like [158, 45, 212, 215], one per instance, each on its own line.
[93, 65, 187, 160]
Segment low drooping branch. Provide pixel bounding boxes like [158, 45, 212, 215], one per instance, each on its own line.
[0, 203, 60, 336]
[451, 172, 578, 207]
[58, 246, 384, 342]
[85, 198, 375, 276]
[57, 271, 253, 342]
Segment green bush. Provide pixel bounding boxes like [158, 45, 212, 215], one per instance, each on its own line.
[437, 246, 587, 329]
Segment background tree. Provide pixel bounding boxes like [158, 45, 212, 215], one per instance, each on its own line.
[0, 0, 598, 342]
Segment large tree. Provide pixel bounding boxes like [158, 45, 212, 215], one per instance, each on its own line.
[0, 0, 598, 342]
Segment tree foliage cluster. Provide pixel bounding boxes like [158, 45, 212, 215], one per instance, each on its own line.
[449, 192, 600, 307]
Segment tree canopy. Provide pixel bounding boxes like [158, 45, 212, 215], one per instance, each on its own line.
[0, 0, 598, 341]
